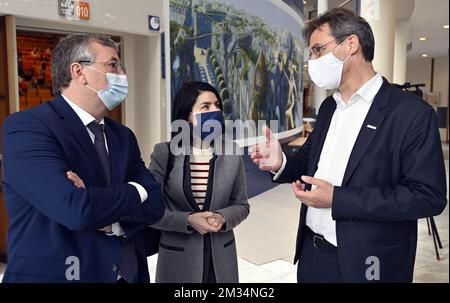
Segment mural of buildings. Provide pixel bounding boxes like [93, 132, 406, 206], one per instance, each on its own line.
[282, 0, 304, 17]
[170, 0, 305, 132]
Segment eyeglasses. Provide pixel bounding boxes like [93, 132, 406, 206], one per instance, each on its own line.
[308, 39, 336, 58]
[78, 59, 126, 74]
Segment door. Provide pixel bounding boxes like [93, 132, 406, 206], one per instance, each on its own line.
[0, 16, 11, 262]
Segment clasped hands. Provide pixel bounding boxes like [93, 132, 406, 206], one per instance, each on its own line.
[187, 212, 225, 235]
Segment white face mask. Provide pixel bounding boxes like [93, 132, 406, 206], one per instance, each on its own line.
[85, 66, 128, 110]
[308, 41, 351, 89]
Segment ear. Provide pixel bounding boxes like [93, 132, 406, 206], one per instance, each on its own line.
[70, 62, 87, 85]
[347, 35, 360, 56]
[188, 112, 193, 125]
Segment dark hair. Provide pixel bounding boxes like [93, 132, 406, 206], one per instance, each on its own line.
[305, 7, 375, 62]
[172, 81, 223, 122]
[51, 33, 119, 95]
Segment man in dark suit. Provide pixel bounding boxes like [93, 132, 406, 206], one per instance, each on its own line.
[1, 34, 165, 282]
[250, 8, 447, 282]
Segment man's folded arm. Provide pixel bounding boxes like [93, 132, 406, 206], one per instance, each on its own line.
[2, 114, 150, 231]
[117, 131, 166, 238]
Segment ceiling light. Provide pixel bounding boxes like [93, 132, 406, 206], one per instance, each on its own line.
[422, 54, 429, 58]
[303, 1, 307, 4]
[443, 25, 449, 29]
[419, 37, 427, 41]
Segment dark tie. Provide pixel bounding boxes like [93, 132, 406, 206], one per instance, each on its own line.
[87, 121, 111, 186]
[87, 121, 138, 283]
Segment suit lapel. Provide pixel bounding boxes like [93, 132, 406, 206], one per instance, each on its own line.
[308, 99, 336, 177]
[301, 100, 336, 221]
[203, 155, 218, 211]
[341, 79, 391, 186]
[183, 155, 202, 212]
[50, 96, 108, 185]
[104, 120, 122, 185]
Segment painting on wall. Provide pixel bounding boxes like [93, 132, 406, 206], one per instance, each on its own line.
[170, 0, 305, 134]
[281, 0, 305, 17]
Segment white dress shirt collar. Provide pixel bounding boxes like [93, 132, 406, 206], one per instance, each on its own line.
[333, 73, 383, 108]
[61, 94, 105, 126]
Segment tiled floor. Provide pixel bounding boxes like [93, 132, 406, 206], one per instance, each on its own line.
[1, 146, 449, 283]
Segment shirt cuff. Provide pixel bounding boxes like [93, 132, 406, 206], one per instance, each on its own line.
[111, 222, 126, 237]
[128, 182, 148, 203]
[271, 152, 287, 181]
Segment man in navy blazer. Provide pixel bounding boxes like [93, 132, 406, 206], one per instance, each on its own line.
[251, 8, 446, 282]
[1, 34, 165, 282]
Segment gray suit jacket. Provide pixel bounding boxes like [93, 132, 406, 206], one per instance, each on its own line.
[149, 142, 250, 283]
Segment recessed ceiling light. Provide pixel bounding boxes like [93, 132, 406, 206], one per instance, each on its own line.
[303, 1, 307, 4]
[422, 54, 429, 58]
[419, 37, 427, 41]
[443, 25, 449, 29]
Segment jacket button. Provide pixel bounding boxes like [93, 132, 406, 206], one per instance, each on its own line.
[112, 264, 119, 272]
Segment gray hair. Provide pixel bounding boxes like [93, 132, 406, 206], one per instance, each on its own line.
[51, 33, 119, 95]
[305, 7, 375, 62]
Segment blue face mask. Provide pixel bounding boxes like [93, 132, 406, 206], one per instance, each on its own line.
[193, 111, 225, 141]
[86, 66, 128, 110]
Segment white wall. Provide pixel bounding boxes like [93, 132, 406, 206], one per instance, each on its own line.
[406, 56, 449, 107]
[434, 55, 449, 141]
[129, 34, 165, 165]
[406, 57, 432, 92]
[361, 0, 396, 82]
[434, 56, 449, 108]
[407, 55, 449, 141]
[393, 21, 411, 85]
[0, 0, 163, 36]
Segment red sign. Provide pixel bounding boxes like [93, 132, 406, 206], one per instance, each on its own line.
[75, 2, 90, 20]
